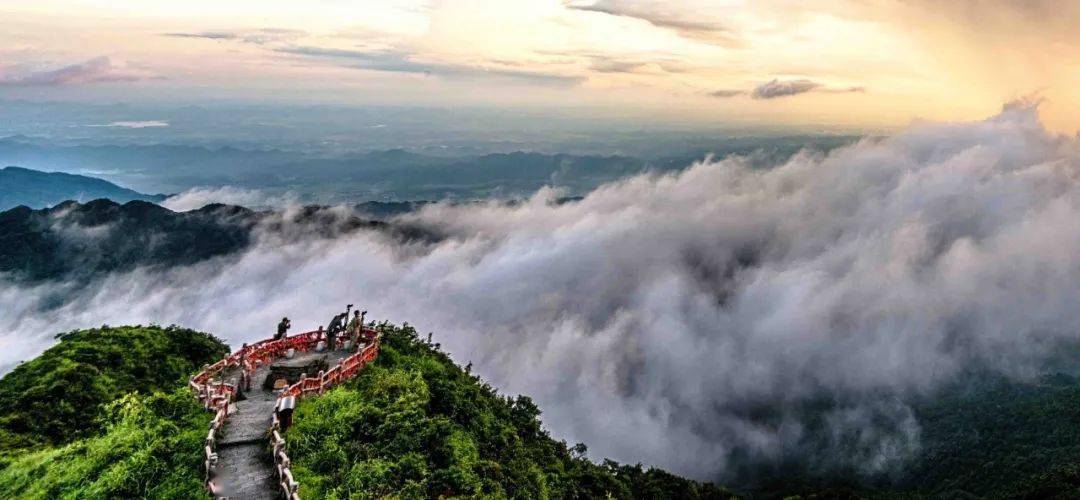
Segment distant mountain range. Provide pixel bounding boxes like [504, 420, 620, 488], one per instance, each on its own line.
[0, 166, 166, 210]
[0, 197, 433, 284]
[0, 135, 857, 202]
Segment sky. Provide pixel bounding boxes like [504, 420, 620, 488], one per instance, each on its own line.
[0, 0, 1078, 131]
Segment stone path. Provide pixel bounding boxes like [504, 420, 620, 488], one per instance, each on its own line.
[213, 348, 350, 498]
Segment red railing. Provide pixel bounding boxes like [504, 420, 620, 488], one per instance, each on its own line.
[189, 326, 381, 499]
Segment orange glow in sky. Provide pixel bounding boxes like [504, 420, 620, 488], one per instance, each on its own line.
[1, 0, 1077, 131]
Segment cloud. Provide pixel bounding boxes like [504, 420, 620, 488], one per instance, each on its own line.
[587, 57, 648, 74]
[709, 89, 744, 98]
[275, 45, 585, 85]
[536, 48, 691, 76]
[162, 186, 296, 212]
[823, 85, 866, 94]
[565, 0, 740, 46]
[708, 79, 865, 100]
[274, 46, 432, 73]
[163, 28, 308, 45]
[163, 26, 584, 86]
[164, 31, 237, 41]
[5, 102, 1080, 484]
[0, 57, 151, 86]
[751, 78, 822, 99]
[88, 120, 169, 129]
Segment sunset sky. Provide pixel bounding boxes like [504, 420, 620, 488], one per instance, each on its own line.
[1, 0, 1077, 131]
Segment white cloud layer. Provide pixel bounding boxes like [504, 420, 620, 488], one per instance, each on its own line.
[4, 102, 1080, 481]
[162, 186, 294, 211]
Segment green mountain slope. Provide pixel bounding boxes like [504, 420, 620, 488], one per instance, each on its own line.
[0, 323, 729, 499]
[0, 325, 227, 499]
[0, 390, 211, 499]
[286, 323, 731, 499]
[0, 166, 165, 210]
[895, 374, 1080, 498]
[8, 322, 1080, 499]
[0, 325, 228, 454]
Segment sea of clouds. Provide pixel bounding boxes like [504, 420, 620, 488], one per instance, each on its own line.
[3, 101, 1080, 482]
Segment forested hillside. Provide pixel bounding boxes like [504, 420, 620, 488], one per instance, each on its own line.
[286, 323, 731, 499]
[0, 324, 732, 499]
[0, 326, 227, 499]
[0, 200, 256, 283]
[0, 325, 228, 453]
[5, 322, 1080, 499]
[0, 200, 428, 284]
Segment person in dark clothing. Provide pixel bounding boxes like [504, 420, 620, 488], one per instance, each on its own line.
[326, 314, 344, 350]
[325, 305, 353, 350]
[275, 317, 291, 340]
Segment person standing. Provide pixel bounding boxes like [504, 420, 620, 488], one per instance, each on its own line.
[326, 313, 343, 350]
[347, 310, 362, 346]
[275, 317, 291, 340]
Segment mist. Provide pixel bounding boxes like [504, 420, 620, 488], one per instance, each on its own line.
[3, 101, 1080, 483]
[162, 186, 296, 211]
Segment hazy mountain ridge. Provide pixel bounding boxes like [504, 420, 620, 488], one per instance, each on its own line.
[0, 197, 435, 285]
[0, 199, 256, 283]
[0, 165, 166, 210]
[0, 135, 856, 202]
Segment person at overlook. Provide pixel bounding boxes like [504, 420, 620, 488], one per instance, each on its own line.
[347, 310, 362, 346]
[326, 307, 348, 350]
[275, 317, 291, 340]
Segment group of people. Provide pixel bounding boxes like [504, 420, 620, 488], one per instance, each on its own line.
[274, 304, 373, 351]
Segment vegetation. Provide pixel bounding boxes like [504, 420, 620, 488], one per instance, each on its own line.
[0, 390, 211, 499]
[0, 199, 431, 284]
[8, 321, 1080, 499]
[747, 374, 1080, 499]
[0, 325, 228, 454]
[0, 200, 256, 283]
[285, 323, 731, 499]
[0, 325, 227, 499]
[897, 374, 1080, 498]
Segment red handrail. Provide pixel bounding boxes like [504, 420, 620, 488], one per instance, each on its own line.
[190, 326, 381, 499]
